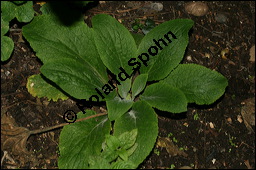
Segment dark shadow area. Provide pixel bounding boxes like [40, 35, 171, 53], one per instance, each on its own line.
[45, 1, 99, 26]
[156, 94, 225, 120]
[187, 94, 226, 110]
[156, 109, 188, 120]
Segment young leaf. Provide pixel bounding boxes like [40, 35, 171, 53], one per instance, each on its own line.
[22, 15, 109, 99]
[117, 129, 138, 150]
[1, 1, 34, 22]
[92, 14, 137, 76]
[137, 19, 194, 81]
[58, 110, 111, 169]
[88, 155, 136, 169]
[106, 96, 133, 121]
[117, 78, 131, 99]
[131, 74, 148, 99]
[114, 101, 158, 167]
[162, 64, 228, 105]
[140, 82, 187, 113]
[103, 129, 138, 162]
[88, 156, 111, 169]
[105, 134, 120, 152]
[111, 160, 136, 169]
[26, 74, 68, 101]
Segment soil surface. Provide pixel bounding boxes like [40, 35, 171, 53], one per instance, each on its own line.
[1, 1, 255, 169]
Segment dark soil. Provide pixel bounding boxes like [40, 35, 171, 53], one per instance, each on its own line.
[1, 1, 255, 169]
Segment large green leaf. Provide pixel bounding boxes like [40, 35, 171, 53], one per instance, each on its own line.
[140, 82, 187, 113]
[106, 96, 133, 121]
[137, 19, 194, 81]
[58, 110, 111, 169]
[162, 64, 228, 105]
[92, 14, 137, 76]
[1, 1, 34, 22]
[22, 15, 109, 99]
[114, 101, 158, 167]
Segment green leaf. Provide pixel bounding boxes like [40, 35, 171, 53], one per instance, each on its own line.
[92, 14, 137, 75]
[104, 129, 138, 161]
[117, 129, 138, 150]
[88, 156, 111, 169]
[106, 96, 133, 121]
[88, 129, 138, 169]
[58, 110, 111, 169]
[89, 155, 136, 169]
[1, 16, 14, 62]
[22, 15, 109, 99]
[26, 74, 68, 101]
[1, 36, 14, 62]
[40, 3, 55, 15]
[162, 64, 228, 105]
[105, 135, 120, 151]
[1, 17, 9, 36]
[140, 82, 187, 113]
[114, 101, 158, 167]
[1, 1, 16, 22]
[117, 78, 131, 99]
[1, 1, 34, 22]
[13, 1, 26, 5]
[137, 19, 194, 81]
[111, 160, 136, 169]
[131, 33, 144, 47]
[131, 74, 148, 99]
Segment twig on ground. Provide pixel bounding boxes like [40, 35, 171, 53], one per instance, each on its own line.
[29, 112, 107, 135]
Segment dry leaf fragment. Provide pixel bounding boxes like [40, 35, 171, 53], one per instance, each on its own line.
[157, 137, 188, 157]
[1, 113, 31, 155]
[241, 98, 255, 133]
[244, 159, 253, 169]
[249, 45, 255, 62]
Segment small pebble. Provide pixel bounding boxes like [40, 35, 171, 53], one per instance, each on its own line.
[184, 2, 209, 17]
[150, 3, 163, 11]
[5, 70, 11, 76]
[226, 117, 232, 124]
[186, 55, 192, 61]
[209, 122, 215, 129]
